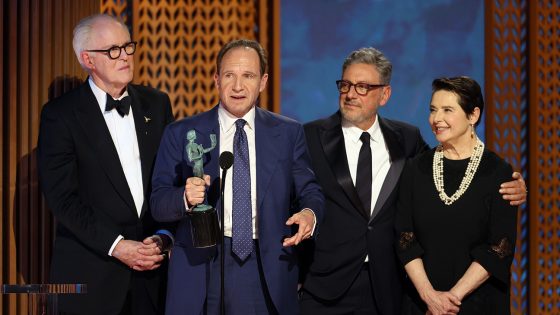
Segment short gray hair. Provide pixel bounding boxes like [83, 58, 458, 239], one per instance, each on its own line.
[72, 14, 129, 69]
[342, 47, 392, 85]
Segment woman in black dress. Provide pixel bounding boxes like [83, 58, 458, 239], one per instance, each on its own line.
[395, 77, 518, 315]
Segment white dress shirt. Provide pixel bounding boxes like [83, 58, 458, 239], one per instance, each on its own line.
[342, 115, 391, 262]
[89, 78, 144, 254]
[218, 105, 259, 239]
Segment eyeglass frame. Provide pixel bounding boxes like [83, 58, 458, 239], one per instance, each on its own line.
[336, 79, 387, 96]
[85, 41, 137, 60]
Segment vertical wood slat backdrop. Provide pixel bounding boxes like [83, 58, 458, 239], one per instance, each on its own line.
[1, 1, 98, 314]
[486, 0, 560, 314]
[258, 0, 281, 114]
[528, 1, 560, 314]
[484, 0, 529, 313]
[1, 1, 277, 314]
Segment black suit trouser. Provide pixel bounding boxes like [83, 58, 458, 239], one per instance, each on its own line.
[300, 264, 380, 315]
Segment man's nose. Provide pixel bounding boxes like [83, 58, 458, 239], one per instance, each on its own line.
[233, 77, 242, 91]
[119, 48, 129, 61]
[346, 85, 359, 98]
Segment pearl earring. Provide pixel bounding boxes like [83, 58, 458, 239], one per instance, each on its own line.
[470, 124, 474, 138]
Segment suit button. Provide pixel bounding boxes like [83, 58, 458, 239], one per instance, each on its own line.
[367, 226, 373, 231]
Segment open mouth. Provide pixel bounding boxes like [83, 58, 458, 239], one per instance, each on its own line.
[434, 126, 448, 133]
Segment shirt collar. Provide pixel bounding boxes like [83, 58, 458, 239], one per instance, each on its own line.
[218, 104, 256, 134]
[341, 114, 382, 144]
[88, 77, 129, 113]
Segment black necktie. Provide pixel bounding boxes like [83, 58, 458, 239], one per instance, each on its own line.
[105, 94, 131, 117]
[356, 132, 372, 217]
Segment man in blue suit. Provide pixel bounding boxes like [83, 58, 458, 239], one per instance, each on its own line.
[150, 39, 324, 315]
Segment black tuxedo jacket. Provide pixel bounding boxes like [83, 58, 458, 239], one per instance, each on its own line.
[301, 112, 429, 314]
[38, 81, 174, 314]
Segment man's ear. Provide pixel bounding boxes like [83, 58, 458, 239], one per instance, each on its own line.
[213, 72, 220, 89]
[259, 73, 269, 93]
[379, 85, 392, 106]
[81, 51, 95, 70]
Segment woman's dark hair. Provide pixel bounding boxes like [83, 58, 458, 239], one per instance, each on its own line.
[432, 76, 484, 126]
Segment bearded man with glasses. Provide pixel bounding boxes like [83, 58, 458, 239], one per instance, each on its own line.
[299, 47, 527, 314]
[38, 14, 174, 315]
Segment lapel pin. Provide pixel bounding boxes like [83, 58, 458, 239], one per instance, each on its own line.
[144, 116, 151, 123]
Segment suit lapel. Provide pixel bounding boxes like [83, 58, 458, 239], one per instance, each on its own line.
[254, 107, 280, 212]
[321, 113, 369, 220]
[74, 83, 136, 212]
[369, 116, 406, 222]
[128, 85, 153, 217]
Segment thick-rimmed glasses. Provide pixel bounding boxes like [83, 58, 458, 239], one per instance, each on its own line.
[85, 41, 137, 60]
[336, 79, 386, 96]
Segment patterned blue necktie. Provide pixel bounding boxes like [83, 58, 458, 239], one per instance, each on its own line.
[232, 119, 253, 260]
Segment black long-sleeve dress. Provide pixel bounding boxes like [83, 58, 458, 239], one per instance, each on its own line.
[395, 148, 518, 315]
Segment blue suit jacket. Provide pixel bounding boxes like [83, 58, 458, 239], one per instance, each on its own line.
[151, 105, 324, 315]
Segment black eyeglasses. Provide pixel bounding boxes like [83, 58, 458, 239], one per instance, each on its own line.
[336, 80, 386, 96]
[85, 41, 137, 60]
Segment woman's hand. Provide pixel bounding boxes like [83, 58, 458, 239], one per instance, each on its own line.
[403, 259, 461, 315]
[421, 288, 461, 315]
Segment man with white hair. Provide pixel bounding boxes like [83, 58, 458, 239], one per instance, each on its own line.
[38, 14, 174, 314]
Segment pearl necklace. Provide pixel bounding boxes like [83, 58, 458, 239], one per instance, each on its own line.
[432, 138, 484, 205]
